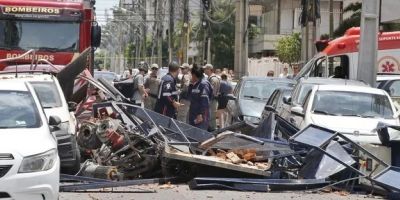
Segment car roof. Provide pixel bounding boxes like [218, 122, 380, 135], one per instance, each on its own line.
[377, 75, 400, 81]
[299, 77, 367, 86]
[316, 84, 386, 95]
[241, 76, 296, 84]
[0, 73, 54, 82]
[0, 80, 30, 91]
[94, 71, 117, 75]
[4, 64, 64, 72]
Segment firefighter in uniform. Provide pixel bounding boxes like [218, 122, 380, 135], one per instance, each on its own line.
[203, 63, 220, 131]
[188, 64, 212, 130]
[144, 63, 161, 110]
[154, 62, 182, 119]
[177, 63, 191, 123]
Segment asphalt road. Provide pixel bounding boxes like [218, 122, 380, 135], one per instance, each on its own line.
[60, 184, 382, 200]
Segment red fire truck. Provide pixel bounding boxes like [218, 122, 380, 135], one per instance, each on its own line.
[296, 27, 400, 79]
[0, 0, 101, 70]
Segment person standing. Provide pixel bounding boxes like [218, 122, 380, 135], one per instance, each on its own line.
[217, 74, 233, 128]
[154, 62, 182, 119]
[177, 63, 191, 123]
[188, 64, 212, 130]
[131, 66, 148, 107]
[144, 64, 161, 110]
[279, 67, 289, 78]
[203, 63, 220, 131]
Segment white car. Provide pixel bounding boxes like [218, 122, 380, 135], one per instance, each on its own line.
[0, 80, 60, 199]
[289, 85, 400, 144]
[279, 77, 368, 122]
[0, 69, 80, 174]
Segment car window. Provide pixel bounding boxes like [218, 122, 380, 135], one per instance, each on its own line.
[94, 72, 116, 82]
[309, 56, 349, 78]
[389, 81, 400, 96]
[240, 80, 289, 100]
[302, 90, 312, 111]
[0, 91, 41, 128]
[311, 91, 394, 118]
[268, 90, 280, 108]
[266, 90, 278, 106]
[31, 82, 62, 108]
[294, 83, 314, 105]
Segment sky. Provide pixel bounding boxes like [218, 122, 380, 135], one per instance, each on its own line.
[95, 0, 119, 24]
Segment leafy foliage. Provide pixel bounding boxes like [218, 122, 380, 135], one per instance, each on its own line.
[275, 33, 301, 65]
[192, 0, 235, 68]
[333, 3, 361, 37]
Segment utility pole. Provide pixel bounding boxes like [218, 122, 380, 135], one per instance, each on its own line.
[329, 0, 334, 38]
[157, 0, 165, 67]
[168, 0, 175, 62]
[182, 0, 189, 64]
[150, 0, 158, 64]
[141, 0, 147, 62]
[234, 0, 248, 77]
[357, 0, 380, 86]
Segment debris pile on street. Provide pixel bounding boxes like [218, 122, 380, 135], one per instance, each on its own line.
[63, 76, 400, 198]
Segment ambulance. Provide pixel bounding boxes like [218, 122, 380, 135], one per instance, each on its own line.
[295, 27, 400, 80]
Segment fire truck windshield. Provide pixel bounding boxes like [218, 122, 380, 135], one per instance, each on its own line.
[0, 20, 79, 52]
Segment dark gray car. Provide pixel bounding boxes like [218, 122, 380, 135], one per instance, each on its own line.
[225, 77, 295, 125]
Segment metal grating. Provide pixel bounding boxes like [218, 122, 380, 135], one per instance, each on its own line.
[0, 166, 12, 178]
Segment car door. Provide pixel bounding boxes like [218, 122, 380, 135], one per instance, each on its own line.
[289, 91, 311, 128]
[261, 90, 280, 120]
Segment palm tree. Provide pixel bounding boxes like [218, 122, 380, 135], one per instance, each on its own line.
[333, 2, 361, 37]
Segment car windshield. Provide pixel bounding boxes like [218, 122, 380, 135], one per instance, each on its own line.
[295, 83, 314, 105]
[312, 91, 394, 118]
[0, 20, 79, 52]
[31, 82, 62, 108]
[241, 80, 289, 100]
[0, 91, 41, 128]
[94, 72, 116, 82]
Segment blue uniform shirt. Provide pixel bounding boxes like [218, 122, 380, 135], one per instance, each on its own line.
[188, 79, 212, 130]
[154, 73, 178, 119]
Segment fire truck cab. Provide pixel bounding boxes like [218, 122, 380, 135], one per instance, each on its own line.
[296, 27, 400, 81]
[0, 0, 101, 70]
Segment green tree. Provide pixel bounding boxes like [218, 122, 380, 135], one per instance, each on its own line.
[334, 2, 400, 37]
[192, 0, 235, 68]
[275, 33, 301, 66]
[333, 2, 361, 37]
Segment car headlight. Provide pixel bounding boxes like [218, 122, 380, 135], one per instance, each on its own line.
[243, 116, 260, 124]
[18, 149, 58, 173]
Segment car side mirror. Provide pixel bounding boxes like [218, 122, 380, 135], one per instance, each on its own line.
[291, 106, 304, 117]
[226, 94, 237, 101]
[68, 102, 77, 112]
[264, 105, 276, 113]
[283, 96, 292, 105]
[48, 116, 61, 132]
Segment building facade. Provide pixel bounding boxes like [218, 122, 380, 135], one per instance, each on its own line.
[249, 0, 344, 57]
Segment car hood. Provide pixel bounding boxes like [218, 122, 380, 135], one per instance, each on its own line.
[310, 114, 399, 143]
[0, 128, 57, 157]
[239, 99, 267, 118]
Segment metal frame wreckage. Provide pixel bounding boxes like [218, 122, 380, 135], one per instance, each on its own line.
[57, 74, 400, 198]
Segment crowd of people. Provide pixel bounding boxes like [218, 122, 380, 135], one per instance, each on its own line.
[122, 61, 299, 131]
[129, 62, 234, 131]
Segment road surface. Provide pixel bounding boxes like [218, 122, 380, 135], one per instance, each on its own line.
[60, 184, 382, 200]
